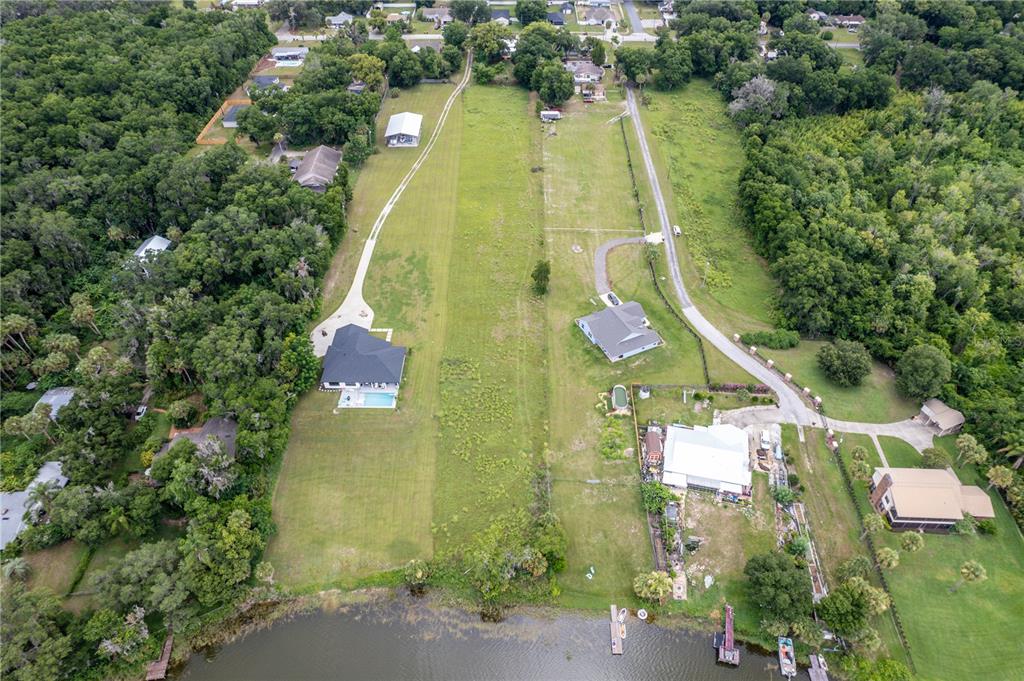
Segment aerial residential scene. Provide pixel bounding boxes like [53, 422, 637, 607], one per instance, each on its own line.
[1, 1, 1022, 680]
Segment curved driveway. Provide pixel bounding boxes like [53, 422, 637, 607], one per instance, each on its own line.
[311, 54, 474, 357]
[623, 87, 934, 449]
[594, 236, 645, 295]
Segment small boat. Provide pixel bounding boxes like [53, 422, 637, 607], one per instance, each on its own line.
[778, 637, 797, 678]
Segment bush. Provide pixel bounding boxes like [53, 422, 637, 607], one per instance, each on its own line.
[817, 340, 872, 387]
[921, 446, 952, 469]
[474, 64, 498, 85]
[167, 400, 196, 428]
[641, 481, 675, 515]
[0, 391, 42, 418]
[598, 417, 630, 460]
[821, 31, 834, 40]
[977, 518, 997, 535]
[739, 329, 800, 349]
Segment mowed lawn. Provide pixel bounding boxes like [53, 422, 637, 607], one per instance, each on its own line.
[430, 86, 549, 550]
[636, 82, 913, 423]
[541, 97, 663, 608]
[873, 461, 1024, 681]
[267, 82, 462, 588]
[765, 341, 918, 423]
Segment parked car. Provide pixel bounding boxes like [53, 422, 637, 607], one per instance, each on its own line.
[135, 405, 148, 421]
[760, 429, 771, 450]
[607, 292, 621, 306]
[672, 225, 682, 237]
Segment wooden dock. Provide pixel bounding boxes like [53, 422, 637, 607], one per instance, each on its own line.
[808, 654, 830, 681]
[609, 604, 623, 655]
[145, 633, 174, 680]
[716, 604, 740, 665]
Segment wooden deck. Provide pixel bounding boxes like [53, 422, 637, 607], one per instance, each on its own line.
[146, 633, 174, 680]
[716, 604, 740, 665]
[609, 604, 623, 655]
[808, 654, 830, 681]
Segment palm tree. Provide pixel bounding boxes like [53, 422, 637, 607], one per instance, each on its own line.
[850, 459, 873, 482]
[850, 445, 868, 462]
[996, 431, 1024, 469]
[27, 479, 62, 519]
[986, 465, 1013, 491]
[955, 433, 988, 466]
[876, 547, 900, 570]
[950, 560, 987, 593]
[860, 513, 885, 539]
[3, 557, 32, 581]
[633, 570, 673, 605]
[900, 531, 923, 553]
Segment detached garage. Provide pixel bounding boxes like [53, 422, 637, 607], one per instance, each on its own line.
[384, 112, 423, 147]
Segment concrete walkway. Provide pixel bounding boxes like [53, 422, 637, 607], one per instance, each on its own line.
[594, 236, 645, 295]
[310, 54, 474, 357]
[623, 86, 935, 452]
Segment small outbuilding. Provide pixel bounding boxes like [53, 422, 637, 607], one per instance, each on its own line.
[133, 235, 171, 261]
[919, 398, 965, 436]
[384, 111, 423, 147]
[347, 80, 367, 94]
[540, 110, 562, 121]
[221, 103, 249, 128]
[293, 145, 342, 192]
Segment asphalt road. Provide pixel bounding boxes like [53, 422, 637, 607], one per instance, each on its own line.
[622, 86, 935, 448]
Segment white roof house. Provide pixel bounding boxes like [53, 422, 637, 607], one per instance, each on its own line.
[133, 235, 171, 260]
[662, 424, 752, 496]
[1, 462, 68, 550]
[34, 387, 76, 420]
[384, 112, 423, 147]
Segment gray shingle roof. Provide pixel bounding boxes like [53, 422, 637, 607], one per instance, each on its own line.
[577, 302, 662, 359]
[294, 145, 342, 189]
[321, 325, 406, 385]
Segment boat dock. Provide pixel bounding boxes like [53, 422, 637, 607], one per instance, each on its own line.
[808, 654, 830, 681]
[609, 604, 623, 655]
[715, 604, 740, 665]
[145, 632, 174, 680]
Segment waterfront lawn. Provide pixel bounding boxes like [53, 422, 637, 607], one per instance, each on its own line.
[674, 474, 776, 639]
[267, 83, 461, 589]
[877, 435, 921, 468]
[764, 341, 917, 424]
[430, 86, 548, 552]
[23, 540, 89, 597]
[542, 98, 663, 608]
[874, 473, 1024, 681]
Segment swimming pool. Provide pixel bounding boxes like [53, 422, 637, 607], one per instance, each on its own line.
[612, 384, 628, 410]
[362, 391, 397, 408]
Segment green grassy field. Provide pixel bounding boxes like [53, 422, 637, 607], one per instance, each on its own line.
[874, 463, 1024, 681]
[765, 341, 918, 423]
[877, 435, 921, 468]
[23, 540, 89, 597]
[823, 27, 862, 45]
[266, 82, 461, 588]
[636, 82, 914, 422]
[540, 96, 659, 608]
[838, 48, 865, 68]
[430, 86, 548, 551]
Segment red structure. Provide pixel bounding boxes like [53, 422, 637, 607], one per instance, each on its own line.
[716, 604, 740, 665]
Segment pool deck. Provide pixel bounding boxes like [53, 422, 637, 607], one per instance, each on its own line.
[335, 388, 398, 410]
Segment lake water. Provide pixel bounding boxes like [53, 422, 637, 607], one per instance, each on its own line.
[176, 595, 787, 681]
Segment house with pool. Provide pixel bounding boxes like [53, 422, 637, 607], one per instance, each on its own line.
[320, 325, 406, 409]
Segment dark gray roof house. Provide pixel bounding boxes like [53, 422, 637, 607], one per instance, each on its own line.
[247, 75, 287, 95]
[294, 145, 342, 192]
[576, 301, 663, 362]
[547, 11, 565, 25]
[320, 325, 407, 388]
[491, 9, 510, 20]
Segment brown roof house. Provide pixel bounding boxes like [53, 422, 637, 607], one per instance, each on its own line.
[293, 145, 342, 192]
[919, 398, 965, 436]
[869, 467, 994, 532]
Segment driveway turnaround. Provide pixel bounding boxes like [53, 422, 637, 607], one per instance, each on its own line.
[623, 87, 935, 451]
[594, 236, 645, 295]
[311, 55, 474, 357]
